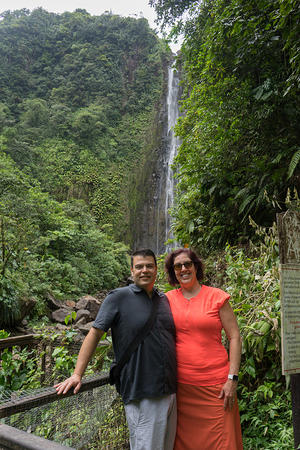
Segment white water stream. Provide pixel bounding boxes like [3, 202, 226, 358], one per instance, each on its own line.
[164, 66, 180, 252]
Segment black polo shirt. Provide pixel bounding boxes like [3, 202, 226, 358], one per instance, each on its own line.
[93, 284, 176, 404]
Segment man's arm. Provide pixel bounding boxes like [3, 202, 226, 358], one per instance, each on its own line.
[55, 327, 104, 395]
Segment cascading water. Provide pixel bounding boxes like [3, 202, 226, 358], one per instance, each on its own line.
[164, 66, 181, 252]
[131, 63, 181, 255]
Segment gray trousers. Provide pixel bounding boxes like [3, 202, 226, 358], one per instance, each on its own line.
[124, 394, 177, 450]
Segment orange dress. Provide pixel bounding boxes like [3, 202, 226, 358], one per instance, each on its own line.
[166, 285, 243, 450]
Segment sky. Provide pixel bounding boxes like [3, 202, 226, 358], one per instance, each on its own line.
[0, 0, 181, 51]
[0, 0, 180, 52]
[1, 0, 157, 32]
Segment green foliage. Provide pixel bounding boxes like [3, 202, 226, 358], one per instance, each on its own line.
[94, 396, 129, 449]
[0, 346, 42, 392]
[160, 0, 300, 253]
[0, 329, 10, 338]
[0, 10, 170, 325]
[64, 311, 77, 327]
[239, 385, 293, 449]
[0, 8, 170, 247]
[0, 150, 130, 325]
[51, 346, 77, 380]
[0, 327, 111, 394]
[222, 223, 293, 448]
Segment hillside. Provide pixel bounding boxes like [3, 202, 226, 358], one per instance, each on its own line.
[0, 8, 171, 326]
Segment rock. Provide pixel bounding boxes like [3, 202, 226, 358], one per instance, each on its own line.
[65, 300, 76, 308]
[51, 308, 72, 324]
[75, 309, 90, 324]
[15, 326, 27, 333]
[55, 323, 68, 331]
[75, 295, 101, 320]
[74, 316, 88, 327]
[75, 321, 94, 335]
[46, 293, 63, 311]
[20, 297, 36, 321]
[72, 332, 85, 344]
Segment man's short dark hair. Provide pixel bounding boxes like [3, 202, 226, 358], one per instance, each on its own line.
[165, 248, 204, 286]
[131, 249, 157, 267]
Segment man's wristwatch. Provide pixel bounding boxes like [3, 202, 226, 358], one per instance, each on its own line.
[228, 374, 239, 382]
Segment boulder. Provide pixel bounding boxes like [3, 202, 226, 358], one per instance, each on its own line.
[75, 316, 88, 326]
[55, 323, 68, 331]
[20, 297, 36, 321]
[65, 300, 76, 309]
[46, 293, 63, 311]
[51, 308, 72, 324]
[75, 309, 90, 324]
[75, 295, 101, 320]
[75, 321, 94, 335]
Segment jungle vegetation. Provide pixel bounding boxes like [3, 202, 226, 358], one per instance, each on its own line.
[150, 0, 299, 448]
[0, 8, 170, 326]
[0, 2, 299, 448]
[151, 0, 300, 252]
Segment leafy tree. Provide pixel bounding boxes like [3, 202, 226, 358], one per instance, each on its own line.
[0, 151, 130, 326]
[0, 8, 171, 244]
[152, 0, 300, 252]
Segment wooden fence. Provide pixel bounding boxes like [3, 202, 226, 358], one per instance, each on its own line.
[0, 373, 110, 449]
[0, 334, 113, 449]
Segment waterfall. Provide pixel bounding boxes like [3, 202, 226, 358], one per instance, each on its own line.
[131, 64, 181, 255]
[164, 66, 180, 252]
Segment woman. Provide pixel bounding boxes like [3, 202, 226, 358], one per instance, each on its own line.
[165, 248, 243, 450]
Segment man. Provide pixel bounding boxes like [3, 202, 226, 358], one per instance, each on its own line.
[55, 249, 177, 450]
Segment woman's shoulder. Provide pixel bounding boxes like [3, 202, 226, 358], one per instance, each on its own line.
[201, 285, 230, 307]
[165, 287, 181, 300]
[202, 285, 228, 296]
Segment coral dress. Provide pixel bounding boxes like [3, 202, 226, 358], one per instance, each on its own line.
[166, 285, 243, 450]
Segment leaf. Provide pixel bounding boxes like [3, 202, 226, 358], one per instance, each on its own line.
[238, 194, 256, 215]
[187, 220, 195, 233]
[287, 148, 300, 179]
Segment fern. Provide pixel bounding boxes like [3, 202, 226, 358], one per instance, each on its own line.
[287, 148, 300, 179]
[238, 193, 256, 215]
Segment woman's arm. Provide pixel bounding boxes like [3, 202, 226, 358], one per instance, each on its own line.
[218, 300, 242, 410]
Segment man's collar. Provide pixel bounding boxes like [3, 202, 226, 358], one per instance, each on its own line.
[129, 284, 161, 296]
[129, 284, 143, 293]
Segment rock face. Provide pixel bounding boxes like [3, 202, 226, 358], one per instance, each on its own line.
[130, 59, 182, 254]
[75, 295, 101, 320]
[50, 294, 102, 334]
[51, 308, 72, 324]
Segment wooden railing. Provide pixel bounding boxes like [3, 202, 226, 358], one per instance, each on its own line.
[0, 334, 113, 449]
[0, 424, 76, 450]
[0, 333, 110, 384]
[0, 373, 110, 419]
[0, 373, 110, 449]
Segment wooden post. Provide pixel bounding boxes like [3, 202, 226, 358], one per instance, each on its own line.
[277, 211, 300, 449]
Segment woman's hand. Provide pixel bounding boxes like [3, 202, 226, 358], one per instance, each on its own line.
[218, 301, 241, 411]
[218, 379, 238, 410]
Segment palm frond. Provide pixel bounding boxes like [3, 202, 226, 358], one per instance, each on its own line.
[287, 148, 300, 179]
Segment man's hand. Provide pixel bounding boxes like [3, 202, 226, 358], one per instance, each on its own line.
[54, 327, 104, 396]
[54, 373, 82, 395]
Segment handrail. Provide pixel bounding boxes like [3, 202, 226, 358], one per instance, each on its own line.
[0, 424, 76, 450]
[0, 334, 110, 350]
[0, 334, 39, 350]
[0, 373, 110, 419]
